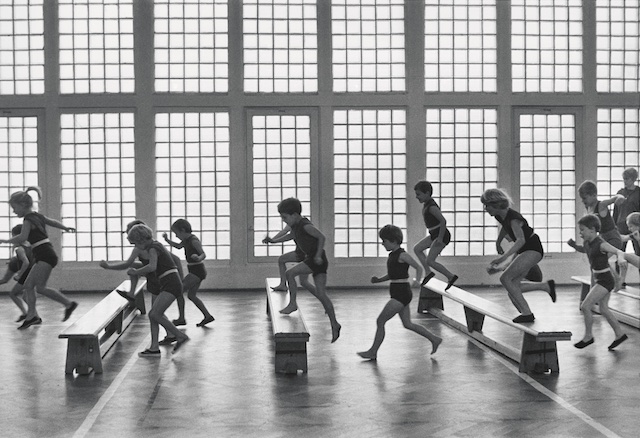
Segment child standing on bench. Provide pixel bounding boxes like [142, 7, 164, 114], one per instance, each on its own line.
[0, 225, 31, 322]
[101, 224, 189, 356]
[481, 188, 556, 323]
[163, 219, 214, 327]
[413, 180, 458, 289]
[567, 214, 628, 350]
[262, 225, 317, 295]
[272, 197, 341, 343]
[358, 224, 442, 360]
[0, 187, 78, 329]
[613, 168, 640, 286]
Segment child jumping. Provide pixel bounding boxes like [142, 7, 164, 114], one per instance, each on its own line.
[163, 219, 214, 327]
[0, 187, 78, 329]
[567, 214, 627, 350]
[413, 181, 458, 289]
[0, 225, 31, 321]
[271, 197, 341, 343]
[100, 224, 189, 356]
[481, 188, 556, 323]
[358, 224, 442, 360]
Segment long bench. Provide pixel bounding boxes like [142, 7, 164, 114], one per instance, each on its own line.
[571, 275, 640, 329]
[59, 278, 147, 375]
[265, 278, 310, 374]
[420, 279, 572, 374]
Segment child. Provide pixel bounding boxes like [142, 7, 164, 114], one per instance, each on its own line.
[413, 181, 458, 290]
[567, 214, 628, 350]
[262, 225, 317, 295]
[271, 197, 341, 343]
[163, 219, 214, 327]
[357, 225, 442, 360]
[621, 212, 640, 279]
[481, 188, 556, 323]
[0, 187, 78, 329]
[613, 168, 640, 285]
[100, 224, 189, 356]
[0, 225, 31, 321]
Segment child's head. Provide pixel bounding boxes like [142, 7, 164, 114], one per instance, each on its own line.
[414, 181, 433, 195]
[480, 188, 512, 210]
[11, 225, 22, 236]
[127, 224, 154, 244]
[8, 186, 41, 209]
[622, 167, 638, 181]
[125, 219, 146, 234]
[379, 224, 403, 244]
[171, 219, 192, 234]
[277, 198, 302, 216]
[578, 214, 601, 233]
[626, 212, 640, 233]
[578, 180, 598, 198]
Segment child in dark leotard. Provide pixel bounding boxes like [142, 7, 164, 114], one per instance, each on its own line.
[567, 215, 627, 350]
[481, 188, 556, 323]
[163, 219, 214, 327]
[358, 224, 442, 360]
[0, 187, 77, 329]
[0, 225, 31, 321]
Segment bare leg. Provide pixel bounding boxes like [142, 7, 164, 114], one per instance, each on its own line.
[9, 283, 27, 316]
[398, 305, 442, 354]
[148, 291, 188, 351]
[272, 251, 300, 291]
[305, 273, 341, 342]
[426, 240, 455, 281]
[184, 274, 214, 321]
[414, 236, 434, 278]
[358, 299, 403, 359]
[281, 262, 310, 314]
[579, 284, 610, 342]
[500, 251, 541, 316]
[597, 290, 626, 339]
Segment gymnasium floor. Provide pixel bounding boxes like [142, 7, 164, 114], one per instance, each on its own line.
[0, 283, 638, 438]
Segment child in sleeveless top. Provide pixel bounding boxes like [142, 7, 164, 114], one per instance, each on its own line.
[0, 225, 31, 321]
[358, 225, 442, 360]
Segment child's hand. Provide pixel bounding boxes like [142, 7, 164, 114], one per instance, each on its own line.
[0, 239, 6, 244]
[496, 244, 504, 255]
[126, 268, 137, 276]
[490, 256, 504, 267]
[371, 276, 380, 283]
[486, 264, 501, 275]
[99, 260, 109, 269]
[65, 227, 76, 233]
[410, 278, 420, 288]
[567, 238, 576, 247]
[262, 235, 272, 244]
[189, 254, 199, 262]
[614, 194, 626, 205]
[162, 232, 169, 240]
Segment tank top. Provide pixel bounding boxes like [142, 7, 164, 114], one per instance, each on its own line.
[291, 217, 318, 257]
[138, 241, 178, 277]
[387, 248, 409, 280]
[594, 201, 617, 235]
[496, 209, 535, 242]
[23, 212, 48, 244]
[183, 235, 202, 264]
[584, 236, 609, 271]
[422, 199, 442, 230]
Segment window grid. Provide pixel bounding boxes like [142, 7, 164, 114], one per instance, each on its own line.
[154, 0, 229, 93]
[252, 114, 312, 257]
[156, 112, 231, 260]
[332, 0, 405, 92]
[0, 0, 44, 95]
[596, 108, 640, 197]
[519, 114, 576, 253]
[243, 0, 318, 93]
[425, 108, 498, 256]
[596, 1, 640, 92]
[334, 109, 406, 257]
[60, 113, 136, 262]
[59, 0, 135, 94]
[511, 0, 583, 93]
[0, 116, 38, 259]
[424, 0, 497, 92]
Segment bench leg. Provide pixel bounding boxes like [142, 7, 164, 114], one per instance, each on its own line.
[65, 337, 103, 375]
[519, 333, 559, 374]
[464, 306, 485, 332]
[419, 286, 444, 314]
[274, 340, 307, 374]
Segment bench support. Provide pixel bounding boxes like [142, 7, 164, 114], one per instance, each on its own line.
[519, 333, 559, 374]
[464, 306, 485, 332]
[65, 337, 103, 375]
[418, 286, 444, 314]
[275, 338, 308, 374]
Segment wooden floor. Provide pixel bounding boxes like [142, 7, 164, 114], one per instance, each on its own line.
[0, 283, 638, 438]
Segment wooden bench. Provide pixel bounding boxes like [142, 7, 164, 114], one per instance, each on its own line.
[59, 279, 147, 375]
[265, 278, 310, 374]
[420, 278, 572, 374]
[571, 275, 640, 329]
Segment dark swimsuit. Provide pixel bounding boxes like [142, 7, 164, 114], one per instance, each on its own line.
[388, 248, 412, 306]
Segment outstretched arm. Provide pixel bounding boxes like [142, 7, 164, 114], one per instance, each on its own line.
[0, 221, 31, 245]
[100, 248, 139, 270]
[567, 238, 585, 253]
[43, 215, 75, 233]
[263, 225, 293, 244]
[162, 232, 184, 249]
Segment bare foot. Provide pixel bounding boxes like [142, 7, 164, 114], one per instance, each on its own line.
[279, 303, 298, 314]
[431, 337, 442, 355]
[331, 323, 342, 343]
[357, 350, 376, 360]
[271, 285, 288, 292]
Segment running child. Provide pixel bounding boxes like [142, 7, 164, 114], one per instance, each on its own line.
[273, 197, 341, 343]
[481, 188, 556, 323]
[100, 224, 189, 356]
[413, 181, 458, 289]
[163, 219, 214, 327]
[357, 224, 442, 360]
[567, 214, 628, 350]
[0, 187, 78, 329]
[0, 225, 31, 321]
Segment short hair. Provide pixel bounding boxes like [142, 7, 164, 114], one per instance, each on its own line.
[11, 224, 22, 236]
[277, 197, 302, 215]
[125, 219, 146, 234]
[578, 214, 601, 232]
[379, 224, 403, 244]
[127, 224, 154, 243]
[8, 186, 41, 208]
[578, 180, 598, 197]
[622, 167, 638, 180]
[171, 219, 192, 233]
[626, 212, 640, 229]
[480, 188, 512, 210]
[414, 180, 433, 195]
